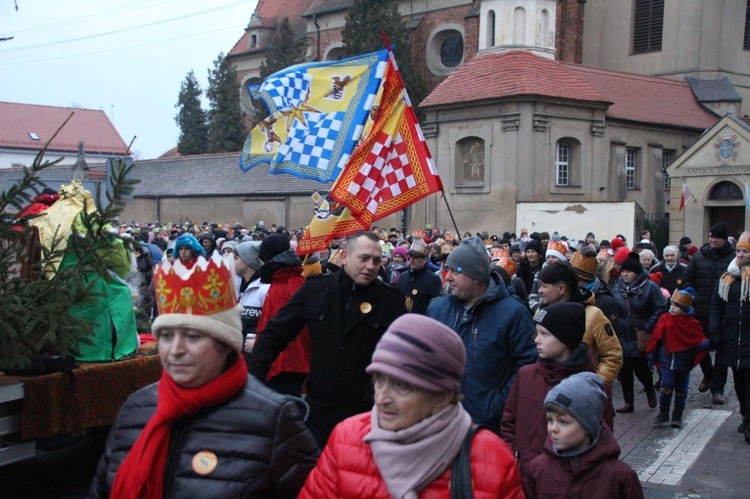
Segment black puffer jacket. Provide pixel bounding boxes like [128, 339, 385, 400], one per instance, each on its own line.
[611, 272, 668, 359]
[90, 375, 319, 498]
[709, 262, 750, 369]
[684, 242, 735, 320]
[517, 259, 542, 294]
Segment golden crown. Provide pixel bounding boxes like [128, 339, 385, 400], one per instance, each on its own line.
[491, 248, 516, 277]
[670, 289, 694, 309]
[153, 252, 237, 317]
[547, 240, 568, 255]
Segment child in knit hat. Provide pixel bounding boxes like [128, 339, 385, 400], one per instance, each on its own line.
[523, 372, 644, 498]
[646, 287, 709, 428]
[500, 302, 613, 473]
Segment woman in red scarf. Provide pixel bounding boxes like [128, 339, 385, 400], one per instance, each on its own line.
[91, 253, 319, 498]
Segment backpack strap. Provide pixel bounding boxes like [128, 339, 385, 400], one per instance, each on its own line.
[450, 424, 484, 499]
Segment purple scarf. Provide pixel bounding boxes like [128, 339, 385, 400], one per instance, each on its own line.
[364, 402, 472, 498]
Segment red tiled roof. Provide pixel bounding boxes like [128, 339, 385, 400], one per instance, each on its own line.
[158, 146, 181, 159]
[421, 51, 609, 108]
[566, 63, 718, 130]
[421, 51, 717, 130]
[0, 101, 128, 154]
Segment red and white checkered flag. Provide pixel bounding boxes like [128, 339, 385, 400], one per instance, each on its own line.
[331, 58, 443, 227]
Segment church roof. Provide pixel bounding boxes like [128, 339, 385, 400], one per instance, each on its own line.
[302, 0, 352, 17]
[0, 101, 128, 155]
[686, 77, 743, 103]
[228, 0, 314, 57]
[421, 51, 610, 108]
[421, 50, 718, 130]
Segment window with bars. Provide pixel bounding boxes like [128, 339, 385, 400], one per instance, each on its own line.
[744, 0, 750, 50]
[662, 150, 673, 191]
[633, 0, 664, 54]
[440, 34, 464, 68]
[555, 142, 570, 186]
[626, 147, 637, 189]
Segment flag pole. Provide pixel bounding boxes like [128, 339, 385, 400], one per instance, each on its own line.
[380, 32, 462, 242]
[442, 194, 463, 242]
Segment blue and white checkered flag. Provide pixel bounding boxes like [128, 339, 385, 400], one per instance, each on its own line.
[240, 49, 388, 183]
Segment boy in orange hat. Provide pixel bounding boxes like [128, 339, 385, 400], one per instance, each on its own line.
[647, 287, 708, 428]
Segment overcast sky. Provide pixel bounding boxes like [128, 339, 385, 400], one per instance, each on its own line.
[1, 0, 258, 159]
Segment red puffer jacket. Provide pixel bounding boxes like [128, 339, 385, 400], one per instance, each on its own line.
[299, 412, 524, 499]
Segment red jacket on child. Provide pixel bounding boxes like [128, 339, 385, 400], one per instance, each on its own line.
[500, 344, 613, 472]
[523, 423, 643, 499]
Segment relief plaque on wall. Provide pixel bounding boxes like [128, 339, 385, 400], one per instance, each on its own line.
[456, 137, 485, 186]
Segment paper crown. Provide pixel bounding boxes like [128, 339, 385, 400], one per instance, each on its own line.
[491, 248, 517, 277]
[153, 252, 237, 317]
[544, 241, 568, 260]
[670, 287, 694, 310]
[408, 238, 430, 257]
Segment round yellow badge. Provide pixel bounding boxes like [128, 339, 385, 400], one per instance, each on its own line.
[360, 302, 372, 314]
[411, 289, 418, 295]
[192, 450, 218, 475]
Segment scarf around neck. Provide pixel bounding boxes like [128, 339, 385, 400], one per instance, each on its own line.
[111, 355, 248, 499]
[363, 402, 472, 499]
[718, 257, 750, 302]
[647, 313, 707, 367]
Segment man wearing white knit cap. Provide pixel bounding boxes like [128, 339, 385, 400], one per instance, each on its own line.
[427, 236, 537, 432]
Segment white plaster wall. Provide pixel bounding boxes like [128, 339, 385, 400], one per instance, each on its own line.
[516, 201, 637, 243]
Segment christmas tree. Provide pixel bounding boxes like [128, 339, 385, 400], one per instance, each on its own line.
[0, 115, 138, 372]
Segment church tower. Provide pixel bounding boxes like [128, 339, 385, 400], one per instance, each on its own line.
[478, 0, 558, 59]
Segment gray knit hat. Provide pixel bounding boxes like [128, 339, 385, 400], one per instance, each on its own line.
[545, 372, 607, 441]
[446, 236, 491, 281]
[366, 314, 466, 393]
[235, 241, 262, 270]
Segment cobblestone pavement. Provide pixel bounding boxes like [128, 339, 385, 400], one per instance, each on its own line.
[612, 356, 750, 498]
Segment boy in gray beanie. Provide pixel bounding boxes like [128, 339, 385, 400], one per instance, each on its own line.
[522, 371, 643, 498]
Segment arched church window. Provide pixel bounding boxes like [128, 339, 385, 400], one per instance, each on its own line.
[708, 181, 743, 200]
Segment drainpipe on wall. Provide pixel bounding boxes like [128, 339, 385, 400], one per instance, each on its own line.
[313, 13, 321, 61]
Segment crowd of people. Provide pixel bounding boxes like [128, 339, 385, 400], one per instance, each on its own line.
[91, 218, 750, 497]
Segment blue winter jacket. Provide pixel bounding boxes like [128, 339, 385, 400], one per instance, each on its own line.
[427, 273, 537, 433]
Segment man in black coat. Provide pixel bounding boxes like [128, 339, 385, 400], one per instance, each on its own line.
[684, 222, 736, 403]
[247, 231, 406, 447]
[650, 244, 687, 295]
[397, 238, 442, 314]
